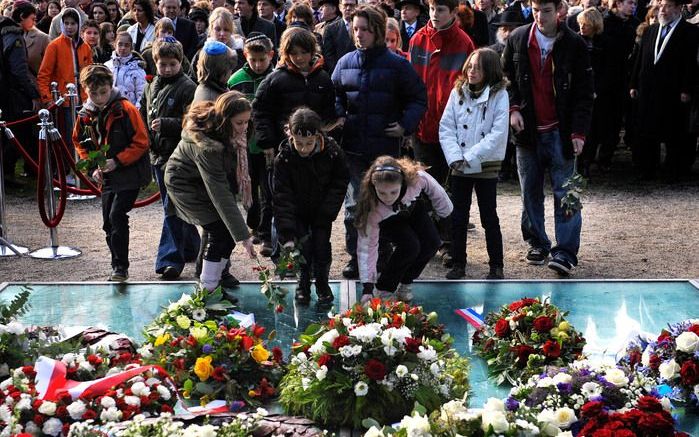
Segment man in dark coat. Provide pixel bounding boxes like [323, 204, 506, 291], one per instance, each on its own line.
[629, 0, 699, 181]
[159, 0, 200, 59]
[398, 0, 427, 51]
[505, 0, 534, 24]
[257, 0, 286, 46]
[321, 0, 356, 73]
[502, 0, 594, 276]
[236, 0, 277, 45]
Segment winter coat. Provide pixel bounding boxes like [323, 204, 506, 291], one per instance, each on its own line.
[105, 53, 147, 108]
[228, 62, 273, 154]
[126, 22, 155, 53]
[192, 78, 227, 103]
[140, 44, 193, 78]
[240, 15, 277, 45]
[439, 84, 509, 174]
[252, 56, 335, 150]
[502, 23, 594, 158]
[0, 17, 39, 119]
[273, 135, 349, 242]
[73, 89, 151, 192]
[400, 17, 427, 52]
[409, 19, 475, 144]
[164, 129, 250, 242]
[357, 170, 453, 284]
[24, 27, 50, 87]
[37, 32, 93, 105]
[321, 18, 354, 73]
[139, 71, 196, 166]
[332, 46, 427, 160]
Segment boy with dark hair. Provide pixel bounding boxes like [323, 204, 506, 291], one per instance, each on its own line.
[73, 64, 150, 281]
[502, 0, 594, 276]
[140, 37, 200, 280]
[228, 32, 275, 251]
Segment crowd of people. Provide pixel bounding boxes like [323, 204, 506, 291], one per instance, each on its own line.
[0, 0, 697, 303]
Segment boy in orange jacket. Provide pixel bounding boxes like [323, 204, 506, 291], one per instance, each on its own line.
[73, 64, 151, 282]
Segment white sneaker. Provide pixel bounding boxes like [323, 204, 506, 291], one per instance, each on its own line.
[395, 284, 413, 302]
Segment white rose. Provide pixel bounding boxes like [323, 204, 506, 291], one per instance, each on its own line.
[481, 410, 510, 433]
[659, 359, 681, 381]
[354, 381, 369, 397]
[553, 407, 577, 428]
[66, 400, 86, 420]
[675, 331, 699, 353]
[483, 397, 505, 412]
[100, 396, 116, 409]
[537, 377, 555, 388]
[38, 401, 57, 416]
[316, 365, 328, 381]
[395, 365, 408, 378]
[15, 398, 31, 411]
[309, 329, 340, 354]
[100, 406, 123, 422]
[131, 381, 150, 397]
[641, 348, 651, 367]
[417, 345, 437, 362]
[398, 412, 431, 436]
[552, 372, 572, 385]
[42, 418, 63, 436]
[157, 384, 172, 401]
[581, 382, 603, 399]
[124, 395, 141, 407]
[604, 368, 628, 387]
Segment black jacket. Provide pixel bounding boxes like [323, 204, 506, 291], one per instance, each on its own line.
[504, 1, 534, 25]
[467, 8, 490, 48]
[241, 15, 277, 46]
[252, 56, 336, 150]
[273, 135, 349, 241]
[502, 23, 594, 157]
[399, 17, 427, 52]
[174, 17, 200, 60]
[0, 17, 39, 119]
[321, 18, 354, 73]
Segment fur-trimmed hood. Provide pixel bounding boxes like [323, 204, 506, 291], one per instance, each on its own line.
[181, 129, 226, 152]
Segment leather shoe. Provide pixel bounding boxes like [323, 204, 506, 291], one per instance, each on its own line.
[161, 266, 180, 280]
[342, 258, 359, 279]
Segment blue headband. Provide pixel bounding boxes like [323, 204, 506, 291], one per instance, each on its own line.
[203, 40, 229, 55]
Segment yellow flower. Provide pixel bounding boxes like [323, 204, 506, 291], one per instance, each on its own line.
[176, 315, 191, 329]
[558, 321, 571, 332]
[182, 390, 191, 399]
[250, 344, 270, 363]
[248, 389, 257, 397]
[557, 332, 570, 342]
[190, 326, 208, 341]
[194, 356, 214, 381]
[154, 333, 171, 347]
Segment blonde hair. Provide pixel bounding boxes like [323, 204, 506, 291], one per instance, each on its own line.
[578, 7, 604, 36]
[208, 7, 243, 37]
[386, 17, 402, 49]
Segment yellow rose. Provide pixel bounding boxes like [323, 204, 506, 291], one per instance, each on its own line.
[194, 355, 214, 381]
[154, 333, 171, 347]
[250, 344, 271, 363]
[176, 315, 191, 329]
[558, 321, 570, 332]
[190, 326, 208, 341]
[248, 389, 257, 397]
[557, 332, 570, 342]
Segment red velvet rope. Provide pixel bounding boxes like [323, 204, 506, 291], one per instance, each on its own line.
[4, 102, 61, 127]
[35, 138, 67, 228]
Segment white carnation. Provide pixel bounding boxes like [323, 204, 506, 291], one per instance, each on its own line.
[316, 365, 328, 381]
[137, 345, 153, 359]
[124, 395, 141, 407]
[157, 384, 172, 401]
[15, 398, 31, 411]
[38, 401, 57, 416]
[641, 348, 651, 367]
[309, 329, 340, 354]
[675, 331, 699, 353]
[0, 405, 10, 423]
[339, 345, 362, 358]
[131, 381, 150, 397]
[100, 396, 116, 409]
[354, 381, 368, 396]
[395, 365, 408, 378]
[67, 400, 86, 420]
[417, 345, 437, 362]
[349, 323, 383, 343]
[42, 418, 63, 436]
[100, 406, 123, 422]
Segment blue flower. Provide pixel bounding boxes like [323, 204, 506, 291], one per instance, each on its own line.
[557, 382, 573, 394]
[505, 397, 520, 411]
[202, 344, 213, 354]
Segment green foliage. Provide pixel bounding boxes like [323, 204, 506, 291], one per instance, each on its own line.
[76, 143, 110, 173]
[0, 288, 31, 324]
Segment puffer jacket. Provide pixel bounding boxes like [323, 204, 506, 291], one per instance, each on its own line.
[139, 71, 196, 166]
[73, 89, 151, 192]
[164, 130, 250, 243]
[332, 45, 427, 160]
[273, 135, 349, 242]
[252, 56, 335, 150]
[439, 83, 509, 174]
[105, 53, 147, 108]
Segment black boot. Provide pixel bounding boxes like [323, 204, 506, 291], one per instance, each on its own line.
[342, 257, 358, 279]
[314, 264, 334, 306]
[295, 269, 311, 304]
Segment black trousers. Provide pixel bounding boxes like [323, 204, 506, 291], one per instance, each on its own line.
[413, 140, 451, 244]
[202, 220, 236, 262]
[375, 201, 441, 292]
[247, 152, 273, 241]
[102, 189, 139, 270]
[449, 176, 503, 268]
[638, 133, 697, 177]
[294, 221, 332, 280]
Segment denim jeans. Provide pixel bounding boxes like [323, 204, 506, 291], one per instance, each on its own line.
[516, 130, 581, 265]
[153, 164, 201, 273]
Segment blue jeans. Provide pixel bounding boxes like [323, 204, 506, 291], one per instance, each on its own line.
[516, 130, 581, 265]
[153, 164, 201, 274]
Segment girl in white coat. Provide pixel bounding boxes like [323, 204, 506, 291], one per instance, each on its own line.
[105, 32, 146, 108]
[439, 48, 509, 280]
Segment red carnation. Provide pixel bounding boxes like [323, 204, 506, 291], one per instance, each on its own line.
[635, 396, 663, 413]
[59, 392, 72, 404]
[495, 319, 510, 337]
[272, 346, 283, 364]
[638, 411, 675, 434]
[211, 366, 227, 382]
[332, 335, 350, 350]
[161, 404, 174, 413]
[542, 340, 561, 358]
[404, 337, 421, 353]
[364, 359, 386, 381]
[680, 360, 699, 386]
[533, 316, 555, 333]
[649, 354, 661, 371]
[173, 358, 185, 370]
[318, 354, 332, 368]
[512, 345, 535, 366]
[614, 430, 636, 437]
[32, 399, 43, 410]
[55, 405, 68, 418]
[21, 366, 36, 379]
[62, 423, 71, 436]
[581, 400, 605, 418]
[657, 330, 672, 343]
[33, 414, 44, 426]
[87, 354, 103, 366]
[689, 324, 699, 336]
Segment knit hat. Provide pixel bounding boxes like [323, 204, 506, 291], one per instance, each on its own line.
[203, 40, 228, 55]
[244, 31, 271, 45]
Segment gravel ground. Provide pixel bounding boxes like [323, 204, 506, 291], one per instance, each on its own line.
[2, 149, 698, 283]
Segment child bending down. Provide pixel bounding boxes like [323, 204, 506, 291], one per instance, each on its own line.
[355, 156, 453, 304]
[273, 108, 349, 305]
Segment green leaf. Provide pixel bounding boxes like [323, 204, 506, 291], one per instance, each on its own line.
[195, 382, 214, 394]
[362, 418, 382, 430]
[183, 379, 194, 392]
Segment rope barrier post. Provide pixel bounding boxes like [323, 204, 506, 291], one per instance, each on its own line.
[28, 109, 81, 260]
[65, 83, 95, 201]
[0, 110, 30, 257]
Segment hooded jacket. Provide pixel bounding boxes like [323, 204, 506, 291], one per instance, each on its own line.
[73, 89, 151, 192]
[105, 52, 147, 109]
[0, 17, 39, 117]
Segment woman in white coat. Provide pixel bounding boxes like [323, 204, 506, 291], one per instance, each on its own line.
[439, 48, 509, 280]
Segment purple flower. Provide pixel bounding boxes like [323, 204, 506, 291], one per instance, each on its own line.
[505, 397, 520, 411]
[557, 382, 573, 394]
[202, 344, 213, 354]
[229, 400, 245, 411]
[578, 368, 592, 377]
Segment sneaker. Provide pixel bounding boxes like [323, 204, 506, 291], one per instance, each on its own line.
[446, 264, 465, 279]
[486, 267, 504, 280]
[548, 256, 573, 276]
[161, 266, 180, 280]
[342, 258, 359, 279]
[396, 284, 413, 302]
[526, 248, 548, 265]
[109, 268, 128, 282]
[259, 241, 274, 257]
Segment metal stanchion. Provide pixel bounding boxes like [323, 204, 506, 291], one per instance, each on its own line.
[0, 110, 30, 257]
[28, 110, 81, 260]
[65, 83, 94, 201]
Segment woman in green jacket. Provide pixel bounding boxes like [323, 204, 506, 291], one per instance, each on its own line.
[164, 91, 256, 291]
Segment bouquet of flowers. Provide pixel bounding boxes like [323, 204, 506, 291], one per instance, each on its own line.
[279, 299, 470, 428]
[504, 361, 668, 435]
[472, 298, 586, 385]
[619, 320, 699, 410]
[0, 351, 176, 436]
[142, 288, 284, 407]
[255, 239, 306, 313]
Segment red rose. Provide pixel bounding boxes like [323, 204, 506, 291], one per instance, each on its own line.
[62, 423, 71, 435]
[614, 430, 636, 437]
[252, 324, 266, 338]
[542, 340, 561, 358]
[637, 411, 675, 434]
[364, 359, 386, 381]
[508, 298, 539, 312]
[581, 401, 605, 418]
[635, 395, 663, 413]
[404, 337, 421, 353]
[55, 405, 68, 418]
[648, 354, 661, 371]
[318, 354, 332, 367]
[33, 414, 44, 426]
[161, 404, 174, 413]
[533, 316, 555, 333]
[689, 324, 699, 336]
[87, 354, 104, 366]
[495, 319, 510, 337]
[628, 348, 642, 368]
[680, 360, 699, 386]
[241, 336, 254, 351]
[511, 345, 535, 366]
[332, 335, 350, 350]
[173, 358, 185, 370]
[657, 330, 672, 343]
[21, 366, 36, 379]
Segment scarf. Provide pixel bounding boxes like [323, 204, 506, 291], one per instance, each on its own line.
[234, 134, 252, 210]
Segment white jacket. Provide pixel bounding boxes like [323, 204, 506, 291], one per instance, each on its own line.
[126, 23, 155, 52]
[439, 84, 509, 174]
[105, 53, 147, 109]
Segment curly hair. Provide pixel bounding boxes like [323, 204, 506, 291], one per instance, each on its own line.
[354, 156, 425, 233]
[184, 91, 252, 142]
